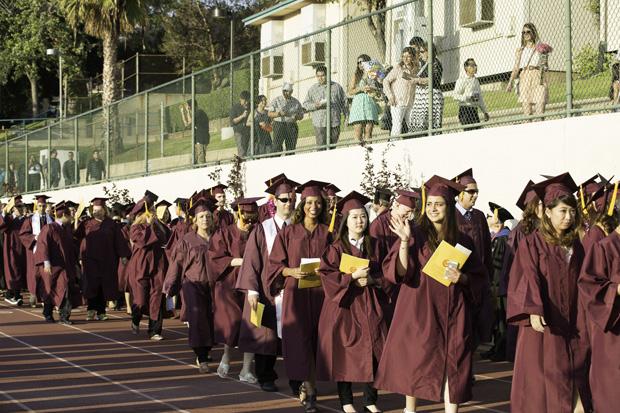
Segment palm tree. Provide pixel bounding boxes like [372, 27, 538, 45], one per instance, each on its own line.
[58, 0, 145, 154]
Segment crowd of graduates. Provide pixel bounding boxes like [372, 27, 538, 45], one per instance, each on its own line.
[1, 169, 619, 413]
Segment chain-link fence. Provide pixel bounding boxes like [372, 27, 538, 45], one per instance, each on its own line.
[2, 0, 619, 196]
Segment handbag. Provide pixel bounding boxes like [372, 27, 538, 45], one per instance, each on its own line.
[514, 47, 535, 96]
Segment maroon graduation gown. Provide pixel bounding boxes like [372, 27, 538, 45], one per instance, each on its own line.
[456, 208, 493, 342]
[127, 223, 168, 319]
[207, 224, 250, 347]
[265, 223, 332, 381]
[578, 231, 620, 413]
[116, 223, 131, 292]
[499, 222, 528, 296]
[581, 225, 606, 255]
[235, 221, 280, 355]
[316, 240, 388, 382]
[374, 227, 487, 403]
[214, 208, 234, 229]
[19, 215, 52, 296]
[164, 219, 192, 320]
[33, 222, 82, 308]
[75, 217, 131, 300]
[258, 203, 274, 223]
[164, 231, 214, 348]
[507, 230, 592, 413]
[0, 214, 27, 291]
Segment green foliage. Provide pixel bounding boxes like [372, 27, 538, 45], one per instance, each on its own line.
[226, 155, 245, 199]
[586, 0, 600, 15]
[102, 183, 134, 204]
[574, 44, 613, 79]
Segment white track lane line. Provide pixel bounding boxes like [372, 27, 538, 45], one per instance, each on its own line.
[0, 330, 189, 413]
[1, 303, 343, 413]
[0, 390, 36, 412]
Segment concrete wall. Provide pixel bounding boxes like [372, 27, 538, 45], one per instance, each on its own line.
[21, 111, 620, 220]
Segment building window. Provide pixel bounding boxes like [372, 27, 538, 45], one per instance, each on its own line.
[459, 0, 494, 29]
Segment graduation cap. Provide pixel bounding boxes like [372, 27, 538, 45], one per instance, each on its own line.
[453, 168, 476, 186]
[296, 180, 330, 200]
[188, 197, 217, 216]
[54, 201, 70, 217]
[265, 177, 300, 197]
[336, 191, 371, 215]
[123, 202, 135, 216]
[424, 176, 465, 201]
[33, 194, 51, 204]
[90, 197, 108, 207]
[395, 189, 420, 209]
[264, 174, 287, 187]
[489, 202, 514, 223]
[589, 180, 619, 216]
[155, 200, 172, 209]
[516, 180, 539, 211]
[373, 187, 392, 204]
[64, 200, 79, 209]
[532, 172, 578, 206]
[156, 200, 172, 220]
[144, 190, 159, 205]
[232, 197, 263, 213]
[173, 198, 188, 210]
[580, 174, 606, 197]
[129, 198, 150, 218]
[323, 183, 341, 197]
[209, 184, 227, 196]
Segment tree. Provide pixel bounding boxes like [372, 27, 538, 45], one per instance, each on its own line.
[0, 0, 85, 116]
[360, 0, 387, 61]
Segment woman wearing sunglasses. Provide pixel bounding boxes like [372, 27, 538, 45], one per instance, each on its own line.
[506, 23, 550, 117]
[348, 54, 379, 144]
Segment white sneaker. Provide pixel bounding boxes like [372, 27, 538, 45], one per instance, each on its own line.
[238, 372, 257, 384]
[217, 361, 230, 378]
[86, 310, 96, 321]
[196, 358, 210, 374]
[150, 334, 164, 341]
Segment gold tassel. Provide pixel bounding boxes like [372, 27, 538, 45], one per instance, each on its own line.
[328, 206, 337, 233]
[237, 205, 245, 226]
[579, 185, 588, 215]
[607, 181, 618, 216]
[189, 197, 193, 210]
[493, 208, 499, 222]
[421, 181, 426, 215]
[144, 201, 151, 218]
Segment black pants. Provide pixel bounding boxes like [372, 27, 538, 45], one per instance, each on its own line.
[458, 106, 481, 130]
[193, 346, 212, 363]
[5, 289, 22, 301]
[132, 298, 164, 337]
[235, 131, 250, 158]
[314, 126, 341, 150]
[87, 286, 106, 314]
[43, 296, 72, 320]
[255, 353, 278, 384]
[337, 382, 378, 407]
[272, 122, 298, 153]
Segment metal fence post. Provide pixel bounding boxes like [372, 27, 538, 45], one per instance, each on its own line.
[326, 29, 332, 150]
[565, 0, 573, 117]
[106, 108, 111, 180]
[191, 74, 195, 166]
[160, 101, 164, 157]
[74, 118, 78, 186]
[249, 56, 255, 158]
[427, 0, 434, 137]
[136, 52, 140, 95]
[47, 127, 52, 189]
[144, 93, 149, 175]
[24, 134, 28, 192]
[4, 138, 8, 187]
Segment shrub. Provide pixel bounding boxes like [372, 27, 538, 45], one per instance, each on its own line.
[574, 44, 613, 79]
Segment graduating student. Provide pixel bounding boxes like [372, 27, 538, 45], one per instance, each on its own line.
[155, 200, 172, 226]
[210, 184, 235, 229]
[265, 180, 332, 413]
[34, 202, 82, 324]
[317, 191, 388, 413]
[580, 176, 615, 253]
[208, 197, 262, 383]
[164, 196, 218, 373]
[236, 176, 299, 392]
[374, 176, 487, 413]
[258, 174, 288, 223]
[19, 195, 54, 310]
[578, 183, 620, 413]
[170, 198, 189, 228]
[165, 196, 193, 319]
[75, 198, 131, 321]
[127, 195, 170, 340]
[116, 203, 133, 314]
[368, 187, 392, 223]
[507, 173, 591, 413]
[0, 196, 27, 306]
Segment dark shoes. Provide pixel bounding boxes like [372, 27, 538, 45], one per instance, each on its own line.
[58, 318, 73, 325]
[303, 393, 318, 413]
[260, 381, 278, 392]
[44, 315, 55, 323]
[131, 322, 140, 335]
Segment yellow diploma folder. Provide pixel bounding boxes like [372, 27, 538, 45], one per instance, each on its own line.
[421, 241, 472, 287]
[298, 258, 321, 288]
[339, 253, 370, 274]
[251, 302, 265, 328]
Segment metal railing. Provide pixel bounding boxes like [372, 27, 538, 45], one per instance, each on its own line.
[1, 0, 618, 196]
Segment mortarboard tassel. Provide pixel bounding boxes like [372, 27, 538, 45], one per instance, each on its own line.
[607, 181, 619, 216]
[328, 205, 337, 233]
[421, 181, 426, 216]
[579, 185, 588, 215]
[493, 208, 499, 222]
[237, 205, 245, 226]
[189, 197, 193, 210]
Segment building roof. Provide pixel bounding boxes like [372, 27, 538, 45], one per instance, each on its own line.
[243, 0, 312, 26]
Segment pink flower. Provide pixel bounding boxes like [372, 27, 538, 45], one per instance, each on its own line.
[536, 43, 553, 54]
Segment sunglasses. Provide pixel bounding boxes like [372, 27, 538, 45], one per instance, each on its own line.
[464, 189, 479, 195]
[357, 61, 364, 64]
[277, 197, 292, 203]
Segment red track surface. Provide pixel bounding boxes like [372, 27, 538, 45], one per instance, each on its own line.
[0, 301, 512, 413]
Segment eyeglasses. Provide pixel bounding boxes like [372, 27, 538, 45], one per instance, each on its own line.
[464, 189, 479, 195]
[522, 30, 532, 34]
[277, 197, 292, 203]
[357, 61, 364, 64]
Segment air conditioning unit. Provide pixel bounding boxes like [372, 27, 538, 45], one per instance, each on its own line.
[301, 40, 325, 66]
[261, 53, 284, 78]
[460, 0, 494, 29]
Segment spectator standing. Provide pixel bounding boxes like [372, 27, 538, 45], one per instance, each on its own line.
[453, 58, 490, 131]
[188, 99, 210, 164]
[384, 47, 419, 139]
[408, 42, 444, 133]
[506, 23, 550, 116]
[62, 151, 78, 186]
[86, 150, 106, 182]
[6, 163, 17, 194]
[268, 83, 304, 154]
[229, 91, 251, 158]
[27, 155, 42, 192]
[253, 95, 273, 156]
[348, 54, 379, 143]
[610, 61, 619, 105]
[303, 65, 348, 149]
[48, 149, 61, 188]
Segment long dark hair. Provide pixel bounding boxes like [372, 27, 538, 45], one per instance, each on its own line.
[335, 209, 373, 257]
[416, 198, 459, 252]
[521, 23, 539, 47]
[521, 197, 541, 235]
[400, 47, 418, 68]
[539, 195, 582, 247]
[291, 197, 329, 226]
[354, 54, 372, 83]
